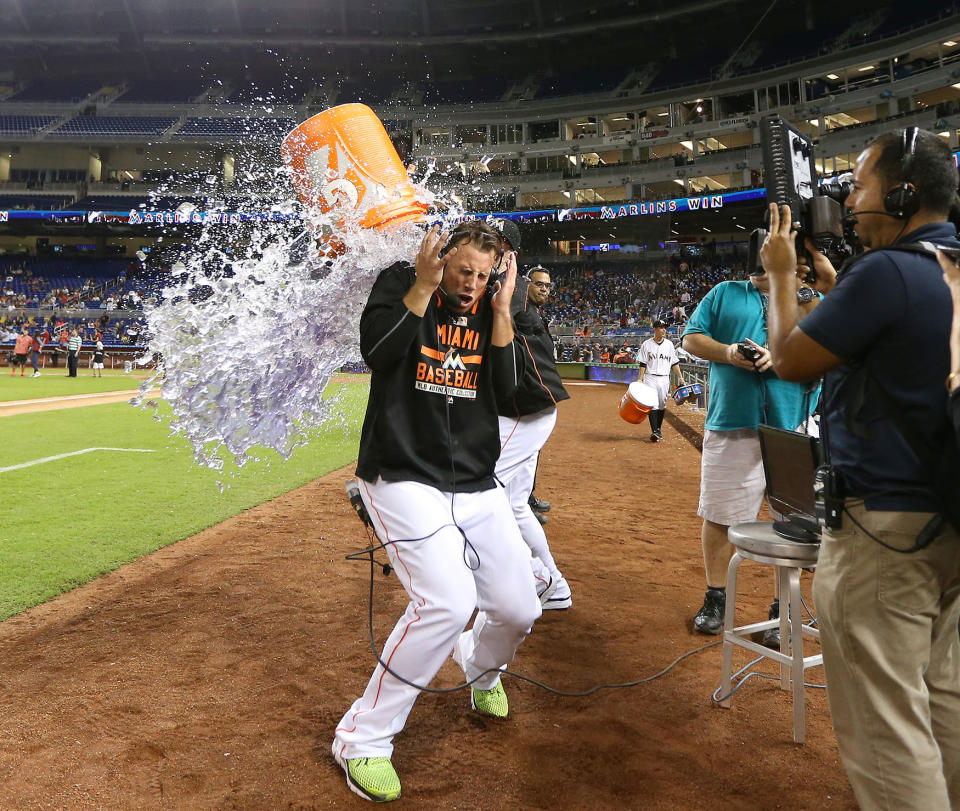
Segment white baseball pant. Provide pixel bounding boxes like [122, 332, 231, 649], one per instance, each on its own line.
[497, 407, 563, 582]
[333, 477, 541, 759]
[644, 373, 671, 410]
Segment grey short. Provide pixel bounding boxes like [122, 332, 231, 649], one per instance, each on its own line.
[697, 428, 766, 526]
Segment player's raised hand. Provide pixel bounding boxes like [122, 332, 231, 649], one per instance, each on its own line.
[490, 251, 517, 315]
[759, 203, 799, 278]
[414, 225, 453, 289]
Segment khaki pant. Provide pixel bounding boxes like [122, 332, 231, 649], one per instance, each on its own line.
[813, 503, 960, 810]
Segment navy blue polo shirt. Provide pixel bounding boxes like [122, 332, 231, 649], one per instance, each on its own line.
[798, 222, 960, 511]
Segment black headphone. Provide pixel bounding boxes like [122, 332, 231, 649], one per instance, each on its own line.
[883, 126, 921, 219]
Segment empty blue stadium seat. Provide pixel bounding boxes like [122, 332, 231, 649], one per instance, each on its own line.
[176, 117, 296, 137]
[116, 77, 210, 103]
[50, 117, 178, 137]
[0, 116, 58, 135]
[7, 78, 103, 102]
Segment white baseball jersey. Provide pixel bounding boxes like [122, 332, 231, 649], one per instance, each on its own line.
[637, 337, 680, 376]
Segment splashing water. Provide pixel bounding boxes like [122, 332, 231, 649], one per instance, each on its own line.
[137, 163, 441, 471]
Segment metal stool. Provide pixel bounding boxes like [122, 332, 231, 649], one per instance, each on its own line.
[719, 521, 822, 744]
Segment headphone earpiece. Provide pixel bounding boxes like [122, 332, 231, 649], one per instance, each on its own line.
[883, 126, 921, 219]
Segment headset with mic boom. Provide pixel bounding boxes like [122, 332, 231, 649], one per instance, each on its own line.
[435, 222, 506, 309]
[845, 126, 921, 224]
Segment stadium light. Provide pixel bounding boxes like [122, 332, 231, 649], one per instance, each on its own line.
[953, 82, 960, 89]
[857, 65, 874, 71]
[826, 73, 840, 80]
[657, 111, 670, 116]
[945, 40, 958, 46]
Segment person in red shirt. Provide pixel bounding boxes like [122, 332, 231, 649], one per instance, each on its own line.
[12, 326, 31, 376]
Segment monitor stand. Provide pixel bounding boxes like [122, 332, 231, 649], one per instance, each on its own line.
[773, 513, 821, 544]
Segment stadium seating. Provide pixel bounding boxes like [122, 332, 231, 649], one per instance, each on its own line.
[538, 256, 735, 337]
[645, 56, 721, 94]
[6, 78, 103, 102]
[335, 75, 398, 106]
[0, 116, 59, 136]
[423, 77, 506, 104]
[51, 117, 178, 137]
[537, 67, 630, 99]
[176, 117, 296, 138]
[71, 196, 151, 211]
[0, 194, 72, 210]
[115, 77, 210, 103]
[226, 77, 311, 104]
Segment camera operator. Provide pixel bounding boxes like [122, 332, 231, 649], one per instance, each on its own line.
[681, 264, 820, 645]
[761, 127, 960, 811]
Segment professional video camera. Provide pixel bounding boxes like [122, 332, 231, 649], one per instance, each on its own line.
[747, 114, 858, 279]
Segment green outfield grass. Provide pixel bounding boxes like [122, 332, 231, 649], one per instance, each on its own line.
[0, 380, 367, 620]
[0, 369, 154, 402]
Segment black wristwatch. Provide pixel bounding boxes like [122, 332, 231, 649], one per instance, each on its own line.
[796, 286, 816, 304]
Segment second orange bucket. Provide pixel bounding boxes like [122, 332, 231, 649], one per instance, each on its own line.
[281, 103, 428, 234]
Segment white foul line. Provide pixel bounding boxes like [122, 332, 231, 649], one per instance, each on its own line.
[0, 390, 145, 408]
[0, 447, 156, 474]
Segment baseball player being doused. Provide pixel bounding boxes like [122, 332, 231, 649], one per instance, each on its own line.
[332, 220, 541, 803]
[635, 319, 687, 443]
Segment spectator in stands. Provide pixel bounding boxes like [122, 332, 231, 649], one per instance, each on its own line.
[762, 126, 960, 809]
[599, 346, 611, 363]
[612, 344, 634, 363]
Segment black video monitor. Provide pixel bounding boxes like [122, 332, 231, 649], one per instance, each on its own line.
[760, 115, 818, 219]
[758, 424, 821, 542]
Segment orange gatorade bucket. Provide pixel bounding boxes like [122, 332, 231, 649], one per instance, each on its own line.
[619, 381, 659, 424]
[281, 103, 428, 237]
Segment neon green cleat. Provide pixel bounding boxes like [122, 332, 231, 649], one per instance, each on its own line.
[471, 681, 509, 718]
[332, 745, 401, 803]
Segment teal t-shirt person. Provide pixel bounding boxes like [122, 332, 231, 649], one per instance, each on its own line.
[682, 280, 819, 432]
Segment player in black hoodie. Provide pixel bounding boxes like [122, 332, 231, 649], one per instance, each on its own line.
[496, 264, 573, 609]
[333, 220, 541, 803]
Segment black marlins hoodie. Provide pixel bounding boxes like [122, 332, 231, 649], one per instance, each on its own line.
[356, 262, 525, 492]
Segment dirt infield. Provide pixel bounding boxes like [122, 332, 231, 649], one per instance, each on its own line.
[0, 383, 855, 809]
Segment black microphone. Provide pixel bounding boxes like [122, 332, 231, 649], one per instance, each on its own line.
[843, 209, 901, 225]
[437, 285, 462, 310]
